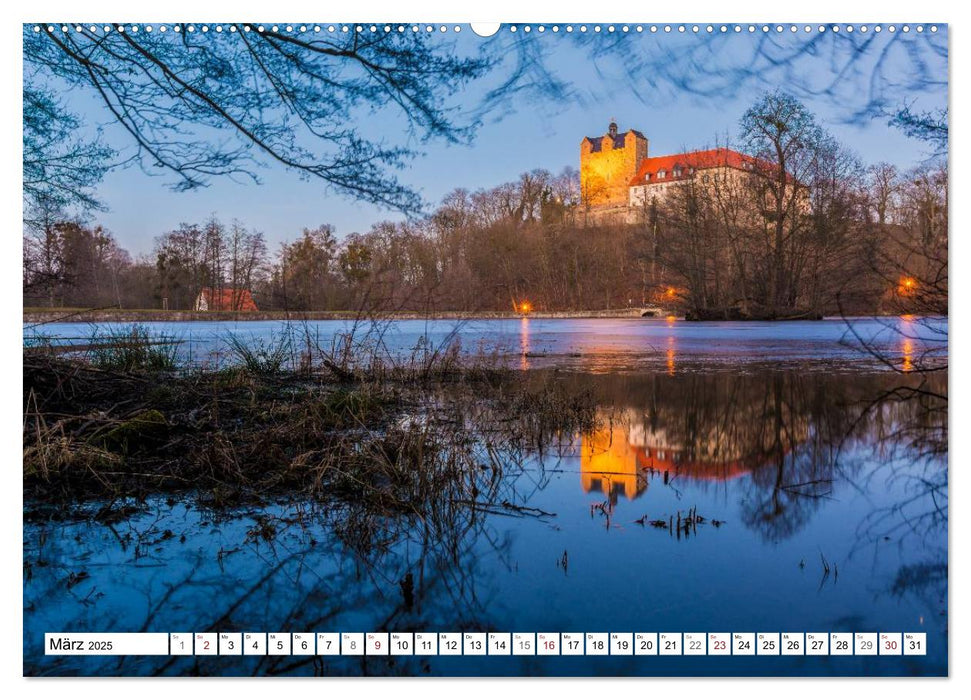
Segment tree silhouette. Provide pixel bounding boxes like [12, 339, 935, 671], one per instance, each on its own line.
[24, 24, 946, 219]
[24, 24, 495, 214]
[22, 84, 113, 221]
[568, 25, 947, 124]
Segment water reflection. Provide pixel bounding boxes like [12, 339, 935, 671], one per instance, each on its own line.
[902, 337, 915, 373]
[24, 317, 949, 374]
[520, 317, 530, 370]
[24, 369, 947, 676]
[579, 404, 767, 505]
[580, 427, 649, 502]
[564, 372, 943, 542]
[665, 316, 677, 375]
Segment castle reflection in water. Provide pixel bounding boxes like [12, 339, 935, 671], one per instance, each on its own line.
[578, 394, 811, 503]
[580, 423, 755, 502]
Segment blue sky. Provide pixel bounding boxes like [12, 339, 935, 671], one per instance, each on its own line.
[56, 26, 948, 256]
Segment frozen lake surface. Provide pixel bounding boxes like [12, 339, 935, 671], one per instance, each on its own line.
[24, 316, 948, 373]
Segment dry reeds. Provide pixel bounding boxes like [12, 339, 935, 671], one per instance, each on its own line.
[24, 347, 599, 515]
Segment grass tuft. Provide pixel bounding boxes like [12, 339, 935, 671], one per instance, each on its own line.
[85, 324, 180, 372]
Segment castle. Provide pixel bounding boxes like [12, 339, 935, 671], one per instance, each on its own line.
[580, 120, 759, 224]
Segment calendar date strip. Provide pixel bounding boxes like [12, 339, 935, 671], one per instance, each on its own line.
[45, 631, 926, 657]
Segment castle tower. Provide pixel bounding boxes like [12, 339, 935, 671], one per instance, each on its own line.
[580, 121, 648, 210]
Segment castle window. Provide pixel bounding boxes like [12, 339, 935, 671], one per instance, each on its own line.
[657, 170, 666, 179]
[673, 167, 682, 177]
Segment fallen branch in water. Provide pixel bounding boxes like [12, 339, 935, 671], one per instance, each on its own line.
[452, 499, 556, 519]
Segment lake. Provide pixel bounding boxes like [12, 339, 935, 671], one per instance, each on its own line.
[24, 315, 947, 373]
[22, 318, 948, 676]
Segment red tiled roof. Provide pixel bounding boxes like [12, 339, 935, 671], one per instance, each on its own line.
[628, 148, 761, 186]
[197, 287, 258, 312]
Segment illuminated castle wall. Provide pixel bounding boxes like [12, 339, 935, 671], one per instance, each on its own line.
[580, 120, 759, 224]
[579, 121, 648, 210]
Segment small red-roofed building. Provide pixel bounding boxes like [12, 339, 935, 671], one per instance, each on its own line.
[193, 287, 259, 312]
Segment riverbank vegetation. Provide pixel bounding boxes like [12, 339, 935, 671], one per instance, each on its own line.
[23, 334, 599, 511]
[24, 330, 946, 545]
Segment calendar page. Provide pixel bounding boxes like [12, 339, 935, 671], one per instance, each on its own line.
[21, 17, 948, 680]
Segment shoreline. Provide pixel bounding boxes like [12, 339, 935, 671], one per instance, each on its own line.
[23, 308, 918, 324]
[24, 308, 664, 323]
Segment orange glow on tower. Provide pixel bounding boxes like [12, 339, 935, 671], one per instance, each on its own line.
[580, 121, 648, 208]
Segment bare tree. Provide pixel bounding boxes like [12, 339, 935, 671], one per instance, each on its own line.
[568, 26, 946, 125]
[740, 91, 823, 314]
[24, 24, 497, 213]
[22, 83, 113, 219]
